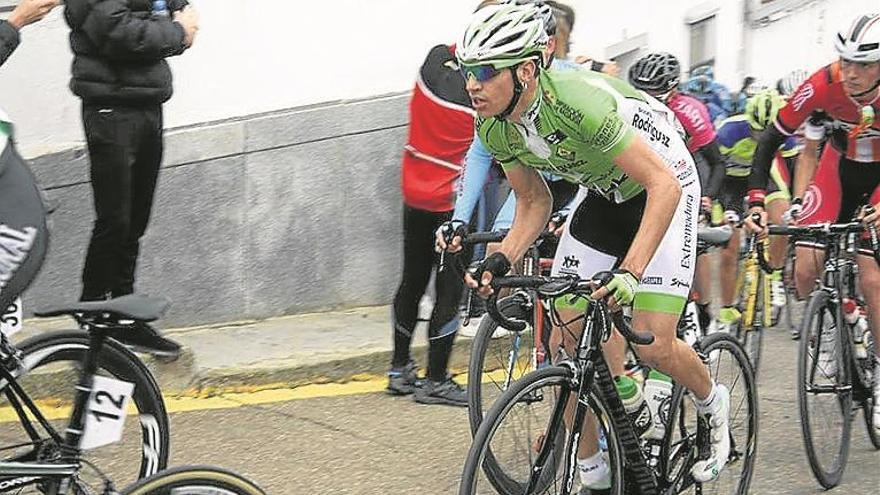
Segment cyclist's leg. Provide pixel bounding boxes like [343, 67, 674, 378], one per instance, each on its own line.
[548, 189, 636, 489]
[856, 166, 880, 431]
[793, 147, 843, 298]
[718, 175, 746, 330]
[766, 157, 791, 268]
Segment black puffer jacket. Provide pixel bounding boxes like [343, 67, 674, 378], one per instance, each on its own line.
[64, 0, 190, 105]
[0, 21, 20, 67]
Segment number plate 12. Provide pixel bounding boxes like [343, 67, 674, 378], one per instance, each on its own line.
[80, 375, 135, 450]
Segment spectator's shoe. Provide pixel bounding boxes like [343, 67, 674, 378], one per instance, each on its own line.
[386, 361, 422, 396]
[105, 321, 181, 361]
[692, 385, 731, 483]
[413, 376, 467, 407]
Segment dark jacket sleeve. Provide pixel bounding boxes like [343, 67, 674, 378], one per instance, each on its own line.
[83, 0, 186, 62]
[0, 21, 21, 67]
[697, 140, 726, 199]
[168, 0, 189, 12]
[747, 125, 787, 195]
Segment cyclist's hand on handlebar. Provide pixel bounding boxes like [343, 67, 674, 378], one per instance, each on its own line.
[466, 252, 511, 299]
[589, 269, 639, 313]
[859, 204, 880, 228]
[435, 220, 468, 254]
[547, 211, 567, 237]
[782, 198, 803, 225]
[744, 207, 768, 238]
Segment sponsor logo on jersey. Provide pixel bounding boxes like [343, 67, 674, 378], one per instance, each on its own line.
[556, 147, 576, 161]
[791, 83, 815, 113]
[562, 255, 580, 269]
[545, 130, 567, 145]
[557, 100, 584, 125]
[671, 278, 691, 289]
[0, 225, 37, 291]
[593, 113, 624, 150]
[801, 183, 822, 220]
[680, 194, 695, 269]
[631, 113, 671, 147]
[642, 276, 663, 285]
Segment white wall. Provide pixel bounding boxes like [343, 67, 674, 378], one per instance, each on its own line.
[0, 0, 478, 157]
[1, 0, 876, 158]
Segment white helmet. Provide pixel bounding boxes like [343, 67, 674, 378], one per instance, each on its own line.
[458, 3, 549, 68]
[835, 13, 880, 63]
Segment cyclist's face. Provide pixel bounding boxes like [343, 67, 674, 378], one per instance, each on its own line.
[464, 67, 514, 118]
[840, 58, 880, 96]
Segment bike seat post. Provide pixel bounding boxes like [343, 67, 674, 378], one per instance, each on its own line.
[62, 315, 111, 453]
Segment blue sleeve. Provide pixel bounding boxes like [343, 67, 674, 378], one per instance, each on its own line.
[492, 192, 516, 230]
[453, 134, 494, 223]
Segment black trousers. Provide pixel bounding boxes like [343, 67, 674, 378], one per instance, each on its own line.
[392, 205, 469, 380]
[80, 104, 163, 301]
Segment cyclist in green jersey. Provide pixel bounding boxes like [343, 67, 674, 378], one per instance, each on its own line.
[452, 3, 731, 488]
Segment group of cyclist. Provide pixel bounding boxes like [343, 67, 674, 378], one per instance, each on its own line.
[390, 0, 880, 491]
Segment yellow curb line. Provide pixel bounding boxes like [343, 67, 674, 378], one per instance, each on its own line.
[0, 365, 531, 423]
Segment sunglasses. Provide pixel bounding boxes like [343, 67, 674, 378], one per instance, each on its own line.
[460, 63, 504, 82]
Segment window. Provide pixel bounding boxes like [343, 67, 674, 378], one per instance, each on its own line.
[689, 15, 716, 69]
[0, 1, 15, 13]
[748, 0, 812, 26]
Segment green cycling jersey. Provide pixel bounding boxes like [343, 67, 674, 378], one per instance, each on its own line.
[476, 69, 692, 203]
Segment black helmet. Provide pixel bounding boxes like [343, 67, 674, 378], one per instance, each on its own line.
[628, 52, 682, 94]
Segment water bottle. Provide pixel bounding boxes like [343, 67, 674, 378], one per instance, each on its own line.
[643, 370, 673, 441]
[152, 0, 170, 17]
[614, 375, 654, 438]
[843, 299, 869, 359]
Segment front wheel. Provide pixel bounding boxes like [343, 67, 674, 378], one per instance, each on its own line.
[459, 366, 624, 495]
[120, 465, 266, 495]
[797, 290, 853, 489]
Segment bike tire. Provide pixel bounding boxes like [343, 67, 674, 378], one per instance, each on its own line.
[459, 366, 624, 495]
[120, 465, 265, 495]
[861, 331, 880, 450]
[662, 333, 758, 495]
[11, 330, 170, 487]
[467, 294, 535, 437]
[797, 291, 852, 489]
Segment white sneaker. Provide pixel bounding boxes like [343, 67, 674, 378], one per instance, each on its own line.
[578, 453, 611, 491]
[692, 385, 731, 483]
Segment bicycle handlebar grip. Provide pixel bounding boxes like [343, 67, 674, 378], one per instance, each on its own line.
[611, 311, 654, 346]
[485, 292, 527, 332]
[463, 231, 506, 245]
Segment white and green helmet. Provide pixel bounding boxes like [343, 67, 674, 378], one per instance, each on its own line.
[457, 3, 549, 69]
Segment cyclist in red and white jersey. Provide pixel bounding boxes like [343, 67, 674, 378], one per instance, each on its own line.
[747, 13, 880, 435]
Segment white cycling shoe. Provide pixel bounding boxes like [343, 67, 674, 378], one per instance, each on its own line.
[692, 385, 731, 483]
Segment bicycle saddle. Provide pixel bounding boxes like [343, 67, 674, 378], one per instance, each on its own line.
[34, 294, 170, 322]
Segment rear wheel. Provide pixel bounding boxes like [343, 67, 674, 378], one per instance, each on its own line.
[2, 330, 170, 492]
[662, 333, 757, 494]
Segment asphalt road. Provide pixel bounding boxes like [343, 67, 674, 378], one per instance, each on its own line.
[149, 326, 879, 494]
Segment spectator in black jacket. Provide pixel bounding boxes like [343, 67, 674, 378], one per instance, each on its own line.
[64, 0, 199, 358]
[0, 0, 59, 65]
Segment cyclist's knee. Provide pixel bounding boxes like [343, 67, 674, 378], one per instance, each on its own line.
[634, 331, 678, 371]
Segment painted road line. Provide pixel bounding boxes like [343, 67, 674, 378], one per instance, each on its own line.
[0, 366, 532, 423]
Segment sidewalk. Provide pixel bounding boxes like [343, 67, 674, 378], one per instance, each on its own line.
[21, 306, 484, 397]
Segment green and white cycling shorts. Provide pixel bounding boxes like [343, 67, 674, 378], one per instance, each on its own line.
[550, 175, 700, 316]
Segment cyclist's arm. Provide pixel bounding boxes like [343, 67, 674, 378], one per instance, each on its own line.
[614, 137, 682, 279]
[696, 140, 725, 199]
[792, 138, 820, 200]
[497, 163, 552, 264]
[746, 125, 788, 205]
[452, 135, 493, 224]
